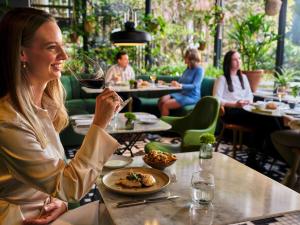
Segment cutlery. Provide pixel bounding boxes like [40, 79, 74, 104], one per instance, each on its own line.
[116, 195, 180, 208]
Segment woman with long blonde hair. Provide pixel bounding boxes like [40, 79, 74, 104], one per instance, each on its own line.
[0, 8, 120, 225]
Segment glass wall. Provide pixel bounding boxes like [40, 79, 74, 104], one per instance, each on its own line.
[284, 0, 300, 77]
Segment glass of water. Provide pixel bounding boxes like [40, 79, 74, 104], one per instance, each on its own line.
[191, 171, 215, 205]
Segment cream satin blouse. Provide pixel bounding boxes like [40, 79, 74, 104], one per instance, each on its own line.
[0, 96, 119, 225]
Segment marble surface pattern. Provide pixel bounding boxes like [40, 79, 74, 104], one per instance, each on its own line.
[97, 152, 300, 225]
[73, 112, 171, 135]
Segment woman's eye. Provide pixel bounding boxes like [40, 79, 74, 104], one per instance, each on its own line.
[47, 45, 57, 50]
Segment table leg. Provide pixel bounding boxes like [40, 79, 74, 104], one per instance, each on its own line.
[114, 133, 143, 157]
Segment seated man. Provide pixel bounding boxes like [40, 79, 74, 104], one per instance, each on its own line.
[271, 115, 300, 187]
[106, 51, 140, 111]
[106, 51, 135, 84]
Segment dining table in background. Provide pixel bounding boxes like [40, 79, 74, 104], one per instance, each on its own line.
[71, 112, 171, 157]
[97, 152, 300, 225]
[82, 84, 182, 111]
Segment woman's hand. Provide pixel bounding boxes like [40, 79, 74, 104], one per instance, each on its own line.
[236, 100, 250, 108]
[93, 88, 121, 129]
[171, 80, 182, 87]
[23, 199, 67, 225]
[283, 115, 294, 127]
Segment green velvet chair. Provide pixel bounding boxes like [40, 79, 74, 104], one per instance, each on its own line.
[145, 96, 220, 153]
[60, 75, 96, 147]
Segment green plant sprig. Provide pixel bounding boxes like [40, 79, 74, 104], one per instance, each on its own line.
[124, 112, 136, 121]
[199, 133, 216, 144]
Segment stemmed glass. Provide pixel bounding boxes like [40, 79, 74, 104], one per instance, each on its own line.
[64, 53, 105, 89]
[150, 74, 157, 87]
[276, 86, 287, 103]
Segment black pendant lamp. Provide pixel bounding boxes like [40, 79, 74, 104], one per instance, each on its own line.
[110, 20, 151, 46]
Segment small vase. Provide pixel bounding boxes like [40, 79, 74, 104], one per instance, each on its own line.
[199, 143, 213, 171]
[199, 143, 213, 159]
[125, 119, 135, 130]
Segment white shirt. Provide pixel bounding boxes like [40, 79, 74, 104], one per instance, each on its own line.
[213, 74, 253, 105]
[0, 96, 119, 225]
[105, 64, 135, 83]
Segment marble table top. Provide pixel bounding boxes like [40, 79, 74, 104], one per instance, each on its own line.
[97, 152, 300, 225]
[72, 112, 171, 135]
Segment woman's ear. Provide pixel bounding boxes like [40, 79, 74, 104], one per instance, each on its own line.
[20, 48, 28, 62]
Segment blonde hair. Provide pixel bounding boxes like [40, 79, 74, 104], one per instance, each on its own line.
[0, 8, 68, 148]
[184, 48, 201, 68]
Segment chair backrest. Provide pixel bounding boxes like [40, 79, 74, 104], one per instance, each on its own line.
[173, 96, 220, 136]
[61, 75, 81, 100]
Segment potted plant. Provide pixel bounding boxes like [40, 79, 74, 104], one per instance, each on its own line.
[129, 79, 137, 89]
[228, 13, 279, 92]
[124, 112, 136, 130]
[199, 133, 216, 159]
[274, 67, 297, 89]
[289, 85, 300, 109]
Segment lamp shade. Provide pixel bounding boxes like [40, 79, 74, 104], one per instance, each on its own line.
[110, 21, 151, 46]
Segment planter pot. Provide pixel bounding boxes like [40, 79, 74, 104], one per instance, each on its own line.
[265, 0, 282, 16]
[243, 70, 264, 93]
[69, 32, 79, 43]
[198, 42, 206, 51]
[125, 119, 135, 130]
[84, 21, 95, 33]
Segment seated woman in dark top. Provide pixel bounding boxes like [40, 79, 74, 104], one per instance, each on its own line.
[158, 48, 204, 116]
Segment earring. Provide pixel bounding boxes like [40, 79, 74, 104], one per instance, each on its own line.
[21, 62, 27, 69]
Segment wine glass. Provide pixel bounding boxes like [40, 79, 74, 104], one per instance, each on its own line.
[276, 86, 287, 102]
[64, 53, 105, 89]
[150, 74, 157, 87]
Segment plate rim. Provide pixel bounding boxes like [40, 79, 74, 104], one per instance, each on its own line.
[104, 155, 133, 169]
[102, 167, 170, 195]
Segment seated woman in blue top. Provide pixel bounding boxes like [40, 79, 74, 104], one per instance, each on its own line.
[158, 48, 204, 116]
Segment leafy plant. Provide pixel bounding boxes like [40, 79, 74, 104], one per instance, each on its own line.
[124, 112, 136, 121]
[274, 67, 299, 86]
[199, 133, 216, 144]
[205, 65, 223, 78]
[291, 85, 300, 98]
[228, 13, 279, 71]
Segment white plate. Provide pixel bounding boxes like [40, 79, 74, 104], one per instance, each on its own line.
[104, 155, 133, 169]
[138, 118, 158, 124]
[102, 167, 170, 195]
[284, 109, 300, 115]
[70, 114, 94, 120]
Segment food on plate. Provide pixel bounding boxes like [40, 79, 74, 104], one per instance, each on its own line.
[139, 80, 150, 87]
[116, 171, 156, 188]
[265, 102, 277, 110]
[143, 150, 177, 168]
[157, 80, 165, 85]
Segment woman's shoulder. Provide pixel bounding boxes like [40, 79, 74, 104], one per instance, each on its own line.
[0, 98, 21, 125]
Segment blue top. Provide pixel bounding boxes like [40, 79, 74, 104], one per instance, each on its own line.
[170, 66, 204, 106]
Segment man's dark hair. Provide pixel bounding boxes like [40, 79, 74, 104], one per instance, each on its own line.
[116, 51, 127, 61]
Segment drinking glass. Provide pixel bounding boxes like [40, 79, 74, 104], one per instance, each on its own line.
[191, 171, 215, 205]
[150, 74, 157, 86]
[189, 202, 214, 225]
[64, 53, 105, 89]
[276, 86, 287, 102]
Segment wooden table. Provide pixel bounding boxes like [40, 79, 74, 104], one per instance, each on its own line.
[71, 112, 171, 156]
[98, 152, 300, 225]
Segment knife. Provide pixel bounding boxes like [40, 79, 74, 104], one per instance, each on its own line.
[116, 195, 180, 208]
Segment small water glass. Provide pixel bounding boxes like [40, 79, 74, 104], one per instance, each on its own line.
[189, 202, 214, 225]
[191, 171, 215, 205]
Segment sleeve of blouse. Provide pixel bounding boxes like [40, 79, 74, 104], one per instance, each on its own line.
[213, 76, 228, 104]
[0, 122, 119, 203]
[181, 67, 204, 91]
[243, 75, 254, 102]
